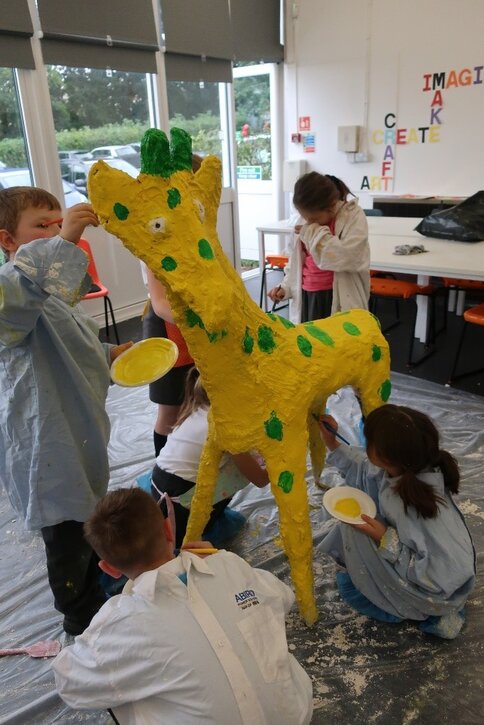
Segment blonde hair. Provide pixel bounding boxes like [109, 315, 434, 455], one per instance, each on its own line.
[176, 367, 209, 427]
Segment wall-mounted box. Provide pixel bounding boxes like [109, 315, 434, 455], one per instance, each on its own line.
[337, 126, 360, 153]
[283, 159, 308, 191]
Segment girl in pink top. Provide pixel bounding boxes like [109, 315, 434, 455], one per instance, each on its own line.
[268, 172, 369, 323]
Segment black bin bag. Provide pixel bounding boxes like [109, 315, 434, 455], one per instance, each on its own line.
[415, 191, 484, 242]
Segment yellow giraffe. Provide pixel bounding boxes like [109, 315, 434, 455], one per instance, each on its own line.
[88, 128, 391, 624]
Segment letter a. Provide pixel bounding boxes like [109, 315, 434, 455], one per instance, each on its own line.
[431, 91, 443, 106]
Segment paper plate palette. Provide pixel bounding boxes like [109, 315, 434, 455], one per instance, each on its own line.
[111, 337, 179, 387]
[323, 485, 377, 524]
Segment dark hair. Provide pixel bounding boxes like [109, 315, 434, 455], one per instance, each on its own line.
[84, 488, 166, 570]
[364, 404, 460, 518]
[0, 186, 60, 235]
[292, 171, 354, 213]
[176, 367, 210, 427]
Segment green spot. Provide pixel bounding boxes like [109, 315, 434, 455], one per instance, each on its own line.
[372, 344, 382, 362]
[266, 312, 277, 322]
[297, 335, 313, 357]
[278, 471, 294, 494]
[343, 321, 361, 336]
[243, 327, 254, 353]
[167, 187, 181, 209]
[379, 379, 392, 402]
[304, 323, 335, 347]
[185, 308, 205, 329]
[198, 238, 214, 260]
[264, 411, 283, 441]
[206, 329, 227, 343]
[277, 315, 295, 329]
[113, 202, 129, 220]
[161, 256, 177, 272]
[257, 325, 276, 353]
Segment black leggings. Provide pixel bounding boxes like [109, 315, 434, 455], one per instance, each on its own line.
[41, 520, 106, 635]
[151, 465, 231, 549]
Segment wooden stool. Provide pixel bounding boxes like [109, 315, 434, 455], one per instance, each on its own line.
[370, 277, 446, 367]
[259, 254, 289, 312]
[449, 302, 484, 382]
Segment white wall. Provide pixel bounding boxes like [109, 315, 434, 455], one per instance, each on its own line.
[284, 0, 484, 205]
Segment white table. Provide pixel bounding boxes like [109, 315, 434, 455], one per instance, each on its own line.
[256, 220, 294, 272]
[257, 217, 484, 342]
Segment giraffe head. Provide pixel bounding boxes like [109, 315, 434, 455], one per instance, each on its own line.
[88, 128, 229, 329]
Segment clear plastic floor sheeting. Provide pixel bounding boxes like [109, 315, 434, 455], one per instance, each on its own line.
[1, 373, 483, 724]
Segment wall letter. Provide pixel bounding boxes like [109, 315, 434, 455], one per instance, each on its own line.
[458, 69, 472, 86]
[431, 90, 443, 106]
[474, 65, 483, 84]
[384, 113, 396, 128]
[383, 145, 394, 160]
[396, 128, 407, 144]
[422, 73, 432, 91]
[381, 177, 393, 191]
[432, 72, 445, 89]
[418, 127, 429, 143]
[429, 125, 441, 143]
[372, 129, 384, 144]
[384, 128, 396, 144]
[407, 128, 419, 144]
[370, 176, 382, 191]
[446, 70, 458, 88]
[381, 161, 392, 176]
[430, 107, 442, 124]
[360, 176, 370, 190]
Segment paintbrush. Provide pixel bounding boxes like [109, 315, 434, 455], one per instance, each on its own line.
[312, 414, 351, 445]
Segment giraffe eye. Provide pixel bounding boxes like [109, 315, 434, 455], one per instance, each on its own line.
[149, 217, 165, 233]
[194, 199, 205, 222]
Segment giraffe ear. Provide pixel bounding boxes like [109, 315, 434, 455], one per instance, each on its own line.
[194, 156, 222, 225]
[170, 128, 192, 172]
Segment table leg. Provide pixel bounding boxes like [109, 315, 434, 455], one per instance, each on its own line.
[415, 274, 430, 343]
[456, 290, 466, 316]
[257, 230, 265, 275]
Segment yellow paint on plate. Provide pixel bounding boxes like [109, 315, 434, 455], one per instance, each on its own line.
[334, 497, 361, 518]
[111, 338, 178, 387]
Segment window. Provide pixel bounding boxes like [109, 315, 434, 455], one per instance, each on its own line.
[166, 80, 222, 158]
[46, 66, 151, 199]
[0, 68, 31, 179]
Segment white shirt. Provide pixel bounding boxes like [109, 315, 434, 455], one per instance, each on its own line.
[53, 551, 313, 725]
[156, 407, 250, 506]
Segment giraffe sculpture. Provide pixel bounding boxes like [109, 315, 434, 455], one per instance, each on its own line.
[88, 128, 391, 624]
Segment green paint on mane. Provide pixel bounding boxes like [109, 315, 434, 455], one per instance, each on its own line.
[140, 127, 192, 177]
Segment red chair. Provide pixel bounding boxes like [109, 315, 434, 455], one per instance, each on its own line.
[259, 254, 289, 312]
[449, 302, 484, 382]
[77, 238, 120, 344]
[370, 277, 446, 367]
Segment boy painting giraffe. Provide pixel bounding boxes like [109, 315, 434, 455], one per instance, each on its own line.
[88, 128, 390, 624]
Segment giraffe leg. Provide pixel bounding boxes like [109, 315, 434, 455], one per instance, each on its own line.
[308, 401, 327, 485]
[184, 422, 223, 543]
[264, 443, 318, 626]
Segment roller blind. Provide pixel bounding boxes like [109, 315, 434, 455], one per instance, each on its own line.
[231, 0, 283, 63]
[160, 0, 232, 82]
[0, 0, 35, 69]
[37, 0, 159, 72]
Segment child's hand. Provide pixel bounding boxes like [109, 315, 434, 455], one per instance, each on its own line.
[110, 341, 133, 362]
[60, 203, 99, 243]
[317, 414, 340, 451]
[268, 285, 285, 302]
[351, 514, 387, 542]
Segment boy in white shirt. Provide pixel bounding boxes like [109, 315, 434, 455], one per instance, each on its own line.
[53, 488, 313, 725]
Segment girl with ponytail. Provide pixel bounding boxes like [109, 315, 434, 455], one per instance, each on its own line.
[317, 404, 475, 639]
[267, 171, 370, 322]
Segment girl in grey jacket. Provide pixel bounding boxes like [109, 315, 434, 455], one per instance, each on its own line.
[317, 404, 475, 639]
[268, 172, 370, 323]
